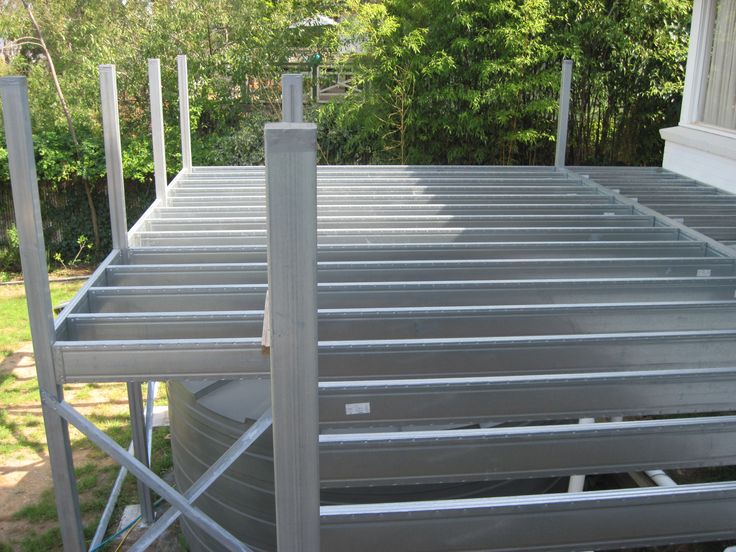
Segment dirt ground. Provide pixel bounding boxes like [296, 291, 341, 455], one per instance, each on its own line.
[0, 344, 183, 551]
[0, 344, 57, 541]
[0, 344, 115, 546]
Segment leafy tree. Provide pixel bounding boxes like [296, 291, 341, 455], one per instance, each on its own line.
[324, 0, 560, 164]
[0, 0, 695, 265]
[550, 0, 691, 165]
[0, 0, 342, 261]
[322, 0, 691, 166]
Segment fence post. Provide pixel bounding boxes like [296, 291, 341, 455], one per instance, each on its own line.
[99, 65, 129, 253]
[264, 122, 320, 551]
[0, 76, 86, 551]
[177, 54, 192, 171]
[555, 59, 573, 168]
[148, 58, 167, 201]
[281, 74, 304, 123]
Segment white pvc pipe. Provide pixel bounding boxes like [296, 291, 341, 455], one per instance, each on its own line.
[610, 417, 678, 488]
[645, 469, 678, 487]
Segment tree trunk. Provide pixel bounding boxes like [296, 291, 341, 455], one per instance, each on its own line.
[21, 0, 101, 251]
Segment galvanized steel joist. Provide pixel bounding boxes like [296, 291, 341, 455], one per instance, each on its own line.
[6, 61, 736, 550]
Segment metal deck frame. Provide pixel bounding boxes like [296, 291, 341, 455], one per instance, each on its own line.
[3, 57, 736, 552]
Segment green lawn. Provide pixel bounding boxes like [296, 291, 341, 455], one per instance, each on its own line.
[0, 281, 85, 358]
[0, 279, 176, 551]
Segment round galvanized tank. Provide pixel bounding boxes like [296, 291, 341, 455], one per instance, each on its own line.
[169, 380, 563, 552]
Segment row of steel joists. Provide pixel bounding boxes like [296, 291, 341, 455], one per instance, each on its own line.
[572, 166, 736, 245]
[55, 165, 736, 550]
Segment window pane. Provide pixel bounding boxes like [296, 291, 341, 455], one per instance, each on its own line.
[703, 0, 736, 130]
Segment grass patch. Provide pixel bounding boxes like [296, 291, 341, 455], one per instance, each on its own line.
[3, 383, 173, 551]
[13, 489, 57, 523]
[1, 280, 175, 550]
[0, 281, 85, 358]
[18, 527, 62, 552]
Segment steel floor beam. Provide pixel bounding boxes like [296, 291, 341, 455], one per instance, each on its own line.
[51, 164, 736, 551]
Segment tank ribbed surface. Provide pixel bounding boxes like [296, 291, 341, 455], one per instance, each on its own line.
[169, 380, 276, 552]
[169, 380, 564, 551]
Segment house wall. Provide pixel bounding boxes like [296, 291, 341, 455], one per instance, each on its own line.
[661, 0, 736, 189]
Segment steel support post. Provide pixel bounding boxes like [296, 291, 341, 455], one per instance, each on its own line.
[148, 58, 168, 201]
[145, 381, 157, 462]
[100, 65, 153, 521]
[99, 65, 129, 253]
[177, 54, 192, 171]
[0, 76, 86, 551]
[281, 74, 304, 123]
[264, 122, 320, 551]
[555, 59, 573, 168]
[128, 383, 154, 524]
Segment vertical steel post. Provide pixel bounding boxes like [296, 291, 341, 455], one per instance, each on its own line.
[148, 58, 167, 201]
[99, 65, 129, 253]
[264, 122, 320, 551]
[312, 65, 319, 102]
[177, 54, 192, 171]
[555, 59, 573, 168]
[0, 76, 86, 551]
[100, 65, 154, 522]
[128, 383, 154, 523]
[281, 74, 304, 123]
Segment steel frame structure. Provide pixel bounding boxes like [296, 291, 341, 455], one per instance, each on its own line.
[2, 57, 736, 552]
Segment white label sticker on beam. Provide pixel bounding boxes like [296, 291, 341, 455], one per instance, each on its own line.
[697, 269, 712, 277]
[345, 402, 371, 416]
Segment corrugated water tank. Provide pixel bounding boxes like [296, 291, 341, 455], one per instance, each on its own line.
[168, 380, 564, 551]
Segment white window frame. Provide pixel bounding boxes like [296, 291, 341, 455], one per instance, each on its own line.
[680, 0, 736, 134]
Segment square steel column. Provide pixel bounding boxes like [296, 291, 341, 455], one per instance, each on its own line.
[99, 64, 154, 524]
[555, 59, 573, 168]
[281, 74, 304, 123]
[0, 76, 86, 551]
[99, 65, 129, 253]
[148, 58, 168, 201]
[264, 122, 320, 551]
[177, 54, 192, 171]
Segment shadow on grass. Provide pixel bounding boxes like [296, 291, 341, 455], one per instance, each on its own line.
[0, 409, 46, 456]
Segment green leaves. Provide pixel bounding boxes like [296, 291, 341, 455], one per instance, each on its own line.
[319, 0, 689, 167]
[0, 0, 692, 195]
